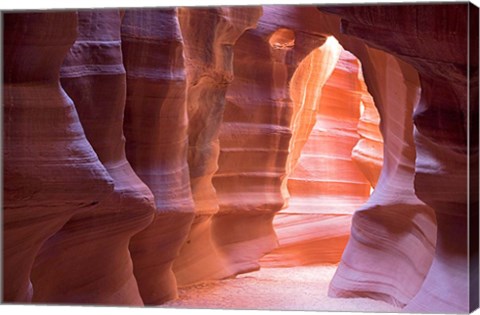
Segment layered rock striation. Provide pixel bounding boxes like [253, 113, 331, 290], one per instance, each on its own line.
[31, 10, 156, 305]
[3, 12, 115, 302]
[212, 5, 341, 275]
[319, 4, 478, 311]
[172, 7, 262, 285]
[262, 48, 382, 267]
[2, 5, 477, 312]
[120, 9, 195, 304]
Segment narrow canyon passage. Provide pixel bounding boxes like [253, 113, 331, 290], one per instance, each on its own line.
[165, 40, 386, 311]
[3, 4, 477, 313]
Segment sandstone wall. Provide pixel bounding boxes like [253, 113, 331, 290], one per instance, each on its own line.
[2, 6, 476, 312]
[31, 10, 155, 305]
[319, 5, 477, 311]
[172, 7, 263, 285]
[212, 5, 338, 275]
[3, 12, 115, 302]
[120, 9, 195, 304]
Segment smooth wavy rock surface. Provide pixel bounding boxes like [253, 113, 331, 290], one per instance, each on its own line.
[327, 46, 436, 308]
[319, 5, 476, 311]
[213, 5, 341, 275]
[351, 68, 384, 188]
[172, 7, 262, 286]
[30, 10, 156, 306]
[2, 5, 476, 312]
[120, 9, 195, 304]
[3, 12, 115, 302]
[262, 49, 380, 267]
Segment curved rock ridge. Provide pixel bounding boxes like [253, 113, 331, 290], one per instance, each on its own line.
[262, 48, 381, 267]
[172, 7, 263, 285]
[303, 9, 437, 307]
[3, 12, 115, 302]
[30, 10, 155, 306]
[351, 67, 384, 188]
[319, 5, 475, 311]
[286, 36, 343, 188]
[327, 47, 436, 307]
[120, 9, 195, 304]
[212, 5, 340, 275]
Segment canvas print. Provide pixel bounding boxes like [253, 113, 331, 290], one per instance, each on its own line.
[2, 1, 479, 313]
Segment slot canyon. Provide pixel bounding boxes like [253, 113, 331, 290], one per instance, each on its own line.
[2, 3, 479, 313]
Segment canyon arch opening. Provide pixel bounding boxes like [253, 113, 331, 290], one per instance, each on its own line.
[261, 37, 384, 267]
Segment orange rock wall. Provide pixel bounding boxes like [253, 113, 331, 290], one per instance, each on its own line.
[352, 68, 384, 188]
[3, 5, 477, 313]
[262, 48, 383, 267]
[173, 7, 262, 285]
[212, 5, 341, 275]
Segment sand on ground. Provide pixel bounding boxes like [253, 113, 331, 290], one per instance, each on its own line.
[163, 265, 401, 312]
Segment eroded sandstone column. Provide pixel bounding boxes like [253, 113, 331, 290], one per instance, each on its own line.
[314, 9, 437, 307]
[3, 12, 114, 302]
[173, 7, 263, 284]
[404, 7, 478, 311]
[120, 9, 195, 304]
[212, 6, 335, 274]
[318, 5, 478, 311]
[30, 10, 155, 305]
[328, 48, 437, 307]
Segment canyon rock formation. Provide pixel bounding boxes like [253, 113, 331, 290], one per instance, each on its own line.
[212, 5, 346, 275]
[318, 4, 478, 312]
[173, 7, 263, 285]
[3, 12, 115, 303]
[120, 9, 196, 305]
[31, 10, 156, 305]
[262, 48, 384, 267]
[2, 4, 478, 313]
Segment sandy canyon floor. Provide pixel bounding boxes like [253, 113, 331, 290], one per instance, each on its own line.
[164, 265, 401, 312]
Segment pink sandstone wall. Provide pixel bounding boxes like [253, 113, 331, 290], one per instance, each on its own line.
[120, 9, 195, 304]
[319, 5, 477, 311]
[2, 5, 477, 312]
[172, 7, 263, 285]
[31, 10, 155, 305]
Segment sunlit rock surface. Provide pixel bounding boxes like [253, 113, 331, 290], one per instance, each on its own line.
[351, 68, 384, 188]
[213, 5, 345, 275]
[262, 49, 382, 267]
